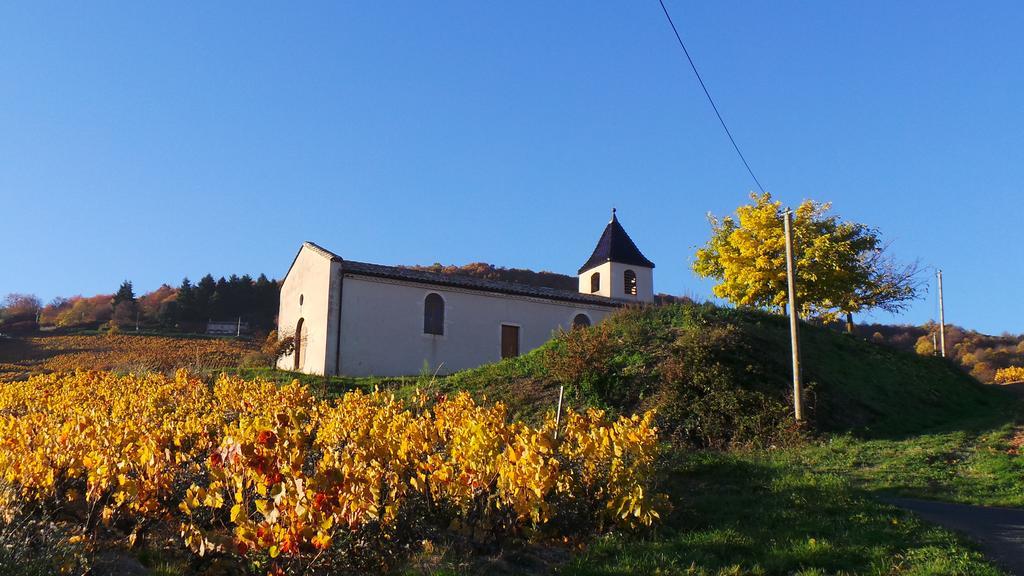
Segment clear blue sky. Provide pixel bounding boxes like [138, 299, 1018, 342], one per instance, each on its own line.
[2, 2, 1021, 335]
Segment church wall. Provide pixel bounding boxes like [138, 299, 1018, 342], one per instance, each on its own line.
[578, 262, 614, 298]
[607, 261, 654, 303]
[277, 246, 335, 374]
[337, 275, 616, 377]
[578, 261, 654, 303]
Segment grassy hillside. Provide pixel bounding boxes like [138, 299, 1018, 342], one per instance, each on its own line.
[426, 303, 1017, 574]
[435, 302, 1005, 445]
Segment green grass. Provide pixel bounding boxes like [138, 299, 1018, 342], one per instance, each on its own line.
[797, 407, 1024, 508]
[564, 447, 1006, 576]
[562, 397, 1024, 575]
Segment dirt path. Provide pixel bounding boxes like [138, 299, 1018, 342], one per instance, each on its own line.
[885, 497, 1024, 575]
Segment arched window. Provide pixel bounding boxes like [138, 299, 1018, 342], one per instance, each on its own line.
[572, 313, 591, 329]
[624, 270, 637, 295]
[293, 318, 305, 371]
[424, 293, 445, 335]
[590, 272, 601, 293]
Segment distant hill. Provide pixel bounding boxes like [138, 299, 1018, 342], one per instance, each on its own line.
[402, 262, 579, 291]
[844, 322, 1024, 383]
[400, 262, 690, 305]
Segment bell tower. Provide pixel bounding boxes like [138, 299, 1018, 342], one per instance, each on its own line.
[578, 209, 655, 303]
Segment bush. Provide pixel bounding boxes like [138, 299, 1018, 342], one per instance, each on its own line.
[995, 366, 1024, 384]
[261, 330, 294, 366]
[542, 304, 798, 448]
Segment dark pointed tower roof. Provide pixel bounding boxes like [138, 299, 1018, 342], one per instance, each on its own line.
[578, 209, 655, 273]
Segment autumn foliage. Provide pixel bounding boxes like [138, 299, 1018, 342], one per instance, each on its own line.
[995, 366, 1024, 384]
[693, 193, 921, 325]
[0, 333, 257, 380]
[0, 371, 665, 573]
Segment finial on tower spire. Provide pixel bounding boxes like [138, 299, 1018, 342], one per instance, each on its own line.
[611, 207, 617, 222]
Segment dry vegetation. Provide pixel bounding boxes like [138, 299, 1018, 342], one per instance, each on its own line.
[0, 333, 258, 380]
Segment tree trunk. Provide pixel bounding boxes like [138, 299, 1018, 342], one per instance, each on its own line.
[845, 312, 854, 334]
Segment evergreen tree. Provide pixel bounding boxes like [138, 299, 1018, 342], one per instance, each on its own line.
[195, 275, 217, 320]
[111, 280, 138, 329]
[112, 280, 136, 308]
[176, 278, 197, 322]
[236, 274, 255, 320]
[253, 274, 279, 328]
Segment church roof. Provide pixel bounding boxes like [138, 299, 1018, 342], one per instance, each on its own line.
[298, 242, 620, 308]
[578, 211, 655, 273]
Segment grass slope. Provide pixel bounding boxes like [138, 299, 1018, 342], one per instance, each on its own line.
[413, 303, 1017, 574]
[565, 450, 1003, 576]
[435, 303, 1005, 440]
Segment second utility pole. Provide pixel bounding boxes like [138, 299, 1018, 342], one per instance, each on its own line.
[784, 209, 803, 422]
[937, 270, 946, 358]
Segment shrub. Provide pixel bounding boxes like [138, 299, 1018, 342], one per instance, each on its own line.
[542, 304, 798, 448]
[261, 330, 294, 366]
[995, 366, 1024, 384]
[545, 323, 619, 404]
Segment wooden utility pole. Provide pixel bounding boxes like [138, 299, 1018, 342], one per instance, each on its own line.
[937, 270, 946, 358]
[783, 209, 803, 422]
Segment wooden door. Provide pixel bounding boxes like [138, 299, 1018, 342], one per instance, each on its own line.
[501, 324, 520, 359]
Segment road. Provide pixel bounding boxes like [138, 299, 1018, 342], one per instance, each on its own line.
[886, 497, 1024, 576]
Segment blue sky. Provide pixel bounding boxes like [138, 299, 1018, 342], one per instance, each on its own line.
[1, 2, 1021, 335]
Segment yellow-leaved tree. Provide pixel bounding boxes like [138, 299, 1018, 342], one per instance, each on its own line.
[693, 192, 922, 329]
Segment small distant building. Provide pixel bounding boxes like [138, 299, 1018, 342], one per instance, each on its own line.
[206, 320, 248, 336]
[277, 211, 655, 376]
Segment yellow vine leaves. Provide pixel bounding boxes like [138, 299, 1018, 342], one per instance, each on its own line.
[0, 371, 666, 567]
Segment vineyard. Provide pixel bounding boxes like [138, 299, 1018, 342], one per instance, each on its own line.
[0, 333, 258, 380]
[0, 370, 664, 575]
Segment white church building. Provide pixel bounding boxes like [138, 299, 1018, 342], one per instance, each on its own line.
[277, 211, 655, 377]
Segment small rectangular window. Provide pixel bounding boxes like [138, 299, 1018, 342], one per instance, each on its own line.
[501, 324, 520, 359]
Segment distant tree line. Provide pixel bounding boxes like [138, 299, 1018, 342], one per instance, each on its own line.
[3, 274, 279, 334]
[171, 274, 279, 329]
[0, 293, 42, 333]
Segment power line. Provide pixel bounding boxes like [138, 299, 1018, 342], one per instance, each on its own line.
[657, 0, 766, 194]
